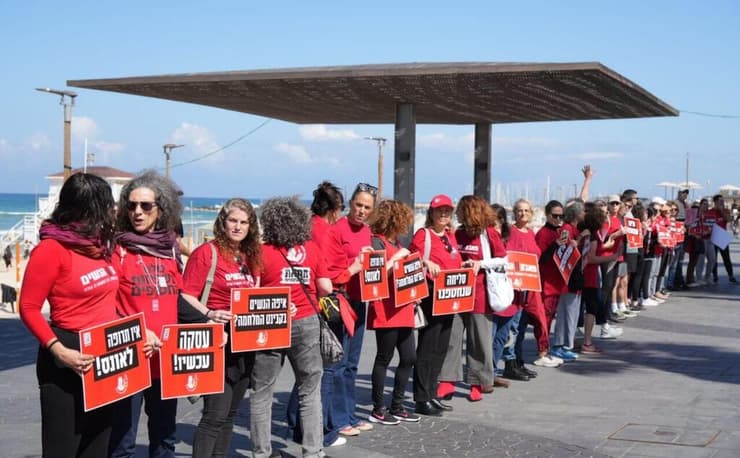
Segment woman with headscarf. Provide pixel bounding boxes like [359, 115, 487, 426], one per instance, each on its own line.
[182, 198, 262, 457]
[250, 197, 331, 458]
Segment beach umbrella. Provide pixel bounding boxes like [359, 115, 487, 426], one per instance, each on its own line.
[655, 181, 677, 199]
[674, 180, 702, 189]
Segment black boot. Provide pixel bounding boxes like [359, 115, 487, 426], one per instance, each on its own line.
[503, 359, 529, 381]
[516, 359, 538, 378]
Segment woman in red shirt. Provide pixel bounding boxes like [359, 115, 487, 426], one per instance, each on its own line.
[366, 200, 417, 425]
[182, 198, 262, 457]
[20, 173, 128, 458]
[410, 194, 463, 416]
[438, 196, 507, 402]
[250, 197, 332, 458]
[108, 171, 183, 458]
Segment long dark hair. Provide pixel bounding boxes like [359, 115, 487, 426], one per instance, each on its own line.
[310, 181, 344, 217]
[49, 173, 115, 245]
[490, 203, 510, 242]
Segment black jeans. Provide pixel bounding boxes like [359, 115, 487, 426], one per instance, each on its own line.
[192, 351, 254, 458]
[629, 253, 646, 301]
[37, 345, 115, 458]
[372, 327, 416, 410]
[713, 246, 735, 279]
[413, 288, 454, 403]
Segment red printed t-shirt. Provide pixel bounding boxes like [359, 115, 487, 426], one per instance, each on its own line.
[311, 215, 332, 250]
[113, 248, 181, 379]
[456, 227, 506, 314]
[20, 239, 119, 345]
[701, 209, 723, 237]
[367, 235, 414, 329]
[535, 223, 565, 297]
[182, 241, 257, 311]
[409, 227, 462, 271]
[325, 217, 372, 301]
[260, 241, 328, 321]
[504, 225, 541, 315]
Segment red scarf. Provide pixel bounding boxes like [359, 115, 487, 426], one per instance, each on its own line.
[39, 222, 107, 259]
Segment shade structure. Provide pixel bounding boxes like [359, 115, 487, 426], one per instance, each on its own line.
[67, 62, 677, 125]
[674, 181, 703, 190]
[719, 184, 740, 192]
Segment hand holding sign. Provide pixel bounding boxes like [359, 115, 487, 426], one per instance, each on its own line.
[50, 344, 94, 376]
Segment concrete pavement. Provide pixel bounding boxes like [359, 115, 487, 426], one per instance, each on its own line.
[2, 242, 739, 457]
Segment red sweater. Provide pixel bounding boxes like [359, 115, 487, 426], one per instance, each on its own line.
[535, 223, 565, 297]
[112, 247, 181, 379]
[367, 235, 414, 329]
[20, 239, 119, 346]
[456, 227, 506, 314]
[182, 241, 258, 310]
[325, 217, 372, 301]
[260, 242, 328, 321]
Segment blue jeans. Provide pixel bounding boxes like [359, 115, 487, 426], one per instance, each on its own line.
[491, 314, 514, 370]
[501, 310, 522, 362]
[667, 242, 685, 288]
[331, 300, 366, 429]
[251, 314, 323, 458]
[287, 367, 339, 447]
[109, 379, 177, 458]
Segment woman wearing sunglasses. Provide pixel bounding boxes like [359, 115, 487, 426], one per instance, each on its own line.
[109, 170, 184, 458]
[409, 194, 463, 416]
[181, 198, 262, 457]
[324, 182, 377, 436]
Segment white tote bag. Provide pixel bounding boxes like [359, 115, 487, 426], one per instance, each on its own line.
[479, 230, 514, 312]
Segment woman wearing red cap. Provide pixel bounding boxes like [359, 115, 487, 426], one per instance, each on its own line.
[410, 194, 464, 416]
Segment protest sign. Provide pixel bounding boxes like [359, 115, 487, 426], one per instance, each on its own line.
[431, 268, 475, 316]
[159, 323, 225, 399]
[79, 313, 151, 412]
[505, 251, 541, 292]
[231, 287, 291, 352]
[553, 244, 581, 284]
[360, 250, 390, 302]
[392, 252, 429, 307]
[624, 217, 643, 249]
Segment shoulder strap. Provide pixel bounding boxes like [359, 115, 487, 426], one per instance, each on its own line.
[423, 228, 431, 261]
[479, 229, 492, 260]
[279, 249, 320, 312]
[199, 243, 218, 305]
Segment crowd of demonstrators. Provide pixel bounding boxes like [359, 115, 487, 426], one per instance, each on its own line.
[18, 170, 739, 456]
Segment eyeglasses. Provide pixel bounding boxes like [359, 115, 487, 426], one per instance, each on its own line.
[440, 235, 454, 253]
[550, 213, 564, 219]
[355, 182, 378, 196]
[126, 201, 157, 212]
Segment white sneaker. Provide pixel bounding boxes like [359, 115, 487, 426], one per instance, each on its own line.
[687, 282, 699, 287]
[329, 437, 347, 447]
[621, 310, 639, 317]
[534, 355, 562, 367]
[600, 325, 623, 339]
[641, 298, 659, 307]
[698, 280, 707, 286]
[651, 297, 666, 304]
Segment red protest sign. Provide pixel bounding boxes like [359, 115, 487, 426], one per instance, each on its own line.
[658, 229, 674, 247]
[673, 221, 685, 243]
[230, 287, 292, 352]
[505, 251, 542, 292]
[392, 252, 429, 307]
[79, 313, 151, 412]
[431, 268, 475, 316]
[552, 244, 581, 284]
[159, 323, 225, 400]
[624, 217, 643, 250]
[360, 250, 390, 302]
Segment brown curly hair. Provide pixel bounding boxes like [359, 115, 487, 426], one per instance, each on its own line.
[456, 195, 496, 237]
[368, 199, 414, 239]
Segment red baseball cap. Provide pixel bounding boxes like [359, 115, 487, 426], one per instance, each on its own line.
[429, 194, 454, 209]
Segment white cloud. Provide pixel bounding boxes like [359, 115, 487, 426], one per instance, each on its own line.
[93, 140, 125, 155]
[28, 133, 51, 151]
[171, 122, 220, 155]
[275, 142, 311, 163]
[71, 116, 100, 141]
[0, 138, 14, 154]
[299, 124, 359, 141]
[418, 132, 475, 153]
[69, 116, 125, 163]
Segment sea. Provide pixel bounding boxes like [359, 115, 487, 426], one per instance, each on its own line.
[0, 192, 265, 234]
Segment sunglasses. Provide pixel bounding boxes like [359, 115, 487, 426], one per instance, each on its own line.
[609, 202, 621, 206]
[126, 201, 157, 212]
[550, 213, 564, 219]
[355, 182, 378, 196]
[440, 234, 454, 253]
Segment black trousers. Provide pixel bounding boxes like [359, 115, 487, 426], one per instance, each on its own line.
[372, 327, 416, 410]
[713, 246, 735, 279]
[629, 253, 646, 301]
[37, 346, 115, 458]
[413, 288, 454, 403]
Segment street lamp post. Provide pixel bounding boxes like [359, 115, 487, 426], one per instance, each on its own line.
[364, 136, 386, 198]
[36, 88, 77, 181]
[162, 143, 184, 178]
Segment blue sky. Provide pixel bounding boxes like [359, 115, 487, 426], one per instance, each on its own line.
[1, 1, 738, 204]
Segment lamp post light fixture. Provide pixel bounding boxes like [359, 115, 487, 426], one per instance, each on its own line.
[162, 143, 184, 178]
[36, 87, 78, 181]
[364, 136, 386, 199]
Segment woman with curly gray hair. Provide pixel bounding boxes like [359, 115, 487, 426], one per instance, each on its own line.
[182, 197, 262, 457]
[251, 197, 332, 458]
[109, 170, 183, 457]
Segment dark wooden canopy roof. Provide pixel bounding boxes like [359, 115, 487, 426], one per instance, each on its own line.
[68, 62, 677, 124]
